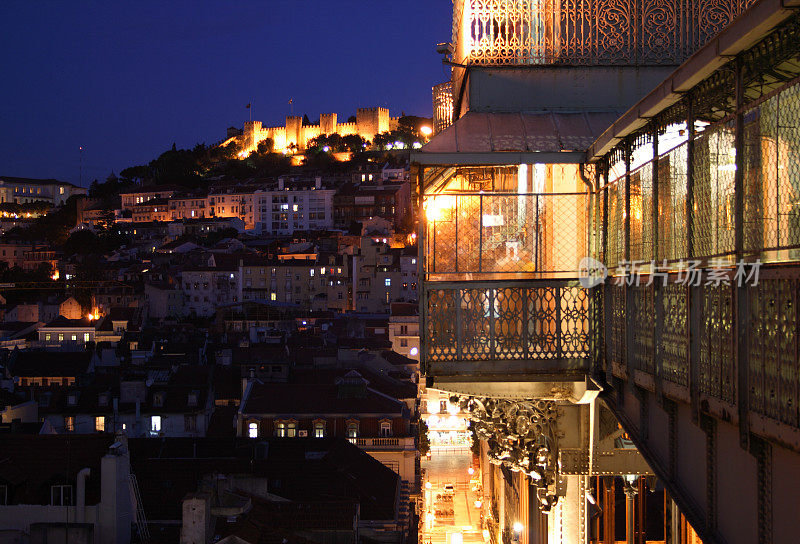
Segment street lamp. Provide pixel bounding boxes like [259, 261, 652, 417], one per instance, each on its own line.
[468, 467, 475, 475]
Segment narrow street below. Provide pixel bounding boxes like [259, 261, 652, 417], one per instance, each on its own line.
[420, 447, 486, 544]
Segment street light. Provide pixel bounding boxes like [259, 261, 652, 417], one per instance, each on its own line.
[467, 467, 475, 475]
[513, 522, 524, 533]
[425, 482, 432, 490]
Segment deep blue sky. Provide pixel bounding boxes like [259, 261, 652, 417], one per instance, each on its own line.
[0, 1, 453, 186]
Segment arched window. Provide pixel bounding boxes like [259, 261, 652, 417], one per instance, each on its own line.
[248, 422, 259, 438]
[346, 421, 359, 438]
[314, 421, 326, 438]
[275, 422, 286, 437]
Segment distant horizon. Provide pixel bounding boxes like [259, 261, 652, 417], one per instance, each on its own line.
[0, 1, 453, 187]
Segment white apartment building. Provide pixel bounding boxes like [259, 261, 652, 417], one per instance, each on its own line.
[254, 178, 335, 235]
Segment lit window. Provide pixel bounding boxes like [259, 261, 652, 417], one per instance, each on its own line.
[71, 334, 77, 341]
[380, 421, 392, 437]
[347, 422, 359, 438]
[150, 416, 161, 434]
[275, 422, 286, 437]
[83, 333, 90, 342]
[310, 269, 315, 277]
[270, 292, 276, 301]
[58, 334, 64, 341]
[45, 333, 51, 341]
[314, 422, 325, 438]
[287, 422, 297, 438]
[95, 416, 105, 432]
[385, 278, 391, 286]
[64, 416, 74, 432]
[249, 422, 259, 438]
[411, 258, 416, 264]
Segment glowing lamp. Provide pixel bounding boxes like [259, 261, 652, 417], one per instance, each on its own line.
[513, 522, 524, 533]
[467, 467, 475, 475]
[425, 482, 432, 490]
[474, 499, 482, 508]
[420, 125, 432, 136]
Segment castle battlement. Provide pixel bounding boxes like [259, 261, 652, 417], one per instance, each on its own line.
[229, 106, 396, 154]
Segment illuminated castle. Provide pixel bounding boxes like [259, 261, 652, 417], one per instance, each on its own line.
[224, 107, 400, 155]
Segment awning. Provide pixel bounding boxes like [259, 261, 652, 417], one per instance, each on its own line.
[411, 110, 619, 166]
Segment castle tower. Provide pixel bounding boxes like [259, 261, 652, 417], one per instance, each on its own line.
[356, 107, 390, 142]
[243, 121, 262, 151]
[320, 113, 338, 135]
[285, 116, 303, 151]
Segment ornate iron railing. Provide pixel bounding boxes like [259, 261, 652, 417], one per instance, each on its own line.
[423, 280, 591, 368]
[452, 0, 757, 66]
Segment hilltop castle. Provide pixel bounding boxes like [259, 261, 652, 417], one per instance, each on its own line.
[224, 107, 400, 155]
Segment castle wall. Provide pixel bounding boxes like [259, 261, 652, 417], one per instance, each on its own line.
[235, 107, 393, 154]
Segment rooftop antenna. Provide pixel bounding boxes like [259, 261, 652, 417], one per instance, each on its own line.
[79, 146, 83, 187]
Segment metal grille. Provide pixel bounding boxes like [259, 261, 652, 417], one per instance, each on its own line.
[660, 282, 689, 386]
[632, 285, 655, 373]
[606, 284, 626, 368]
[693, 119, 736, 260]
[699, 284, 735, 404]
[432, 81, 454, 134]
[742, 79, 800, 261]
[750, 279, 799, 427]
[453, 0, 756, 66]
[629, 163, 654, 263]
[424, 192, 589, 277]
[657, 142, 688, 261]
[424, 280, 591, 363]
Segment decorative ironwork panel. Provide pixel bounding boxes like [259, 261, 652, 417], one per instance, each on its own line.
[426, 288, 458, 362]
[742, 79, 800, 262]
[423, 281, 591, 366]
[699, 284, 735, 404]
[660, 282, 689, 385]
[657, 143, 688, 262]
[458, 397, 562, 511]
[607, 284, 627, 367]
[693, 120, 736, 260]
[432, 81, 454, 134]
[453, 0, 755, 66]
[750, 279, 799, 427]
[632, 285, 655, 374]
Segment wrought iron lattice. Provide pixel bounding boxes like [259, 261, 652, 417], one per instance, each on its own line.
[750, 279, 799, 427]
[660, 282, 689, 386]
[424, 281, 590, 364]
[424, 192, 589, 277]
[453, 0, 755, 66]
[432, 81, 454, 134]
[693, 119, 736, 260]
[457, 396, 562, 511]
[606, 284, 627, 370]
[699, 284, 735, 404]
[632, 285, 655, 374]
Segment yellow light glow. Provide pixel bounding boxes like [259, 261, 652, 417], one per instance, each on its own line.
[425, 195, 456, 222]
[420, 125, 433, 136]
[51, 270, 60, 281]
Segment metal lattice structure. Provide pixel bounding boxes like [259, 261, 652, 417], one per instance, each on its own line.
[424, 280, 591, 365]
[452, 0, 757, 66]
[432, 81, 454, 134]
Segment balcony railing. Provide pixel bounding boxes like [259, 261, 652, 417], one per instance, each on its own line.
[351, 437, 415, 449]
[423, 279, 591, 379]
[451, 0, 756, 66]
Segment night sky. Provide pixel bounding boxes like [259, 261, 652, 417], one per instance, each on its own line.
[0, 1, 453, 186]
